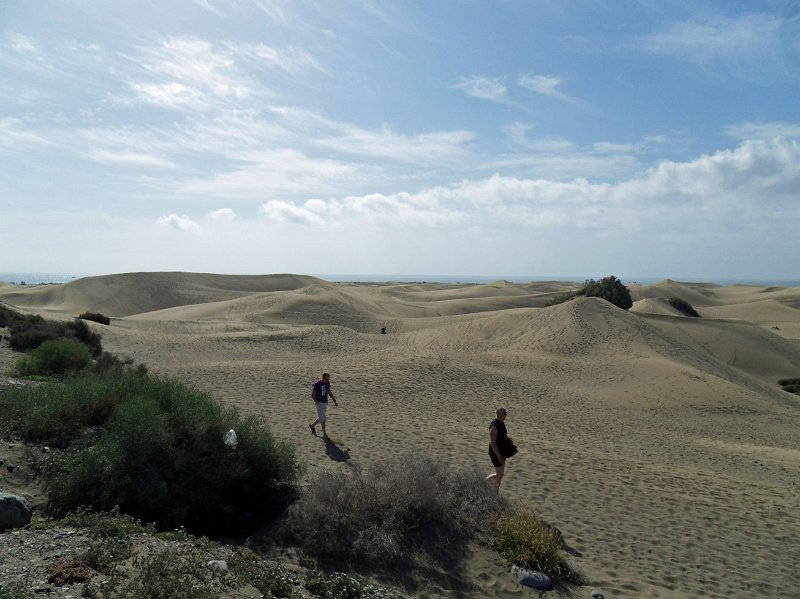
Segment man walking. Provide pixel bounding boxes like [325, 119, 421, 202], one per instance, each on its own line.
[309, 372, 338, 438]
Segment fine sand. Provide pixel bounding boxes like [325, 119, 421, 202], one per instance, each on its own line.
[2, 273, 799, 598]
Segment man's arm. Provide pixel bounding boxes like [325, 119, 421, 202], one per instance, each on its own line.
[329, 390, 337, 405]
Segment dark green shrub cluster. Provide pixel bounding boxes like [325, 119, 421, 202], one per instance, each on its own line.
[668, 297, 700, 317]
[545, 276, 632, 310]
[0, 304, 102, 355]
[778, 377, 800, 395]
[490, 508, 583, 585]
[79, 312, 111, 326]
[0, 372, 134, 441]
[31, 373, 298, 535]
[16, 338, 92, 377]
[286, 454, 505, 571]
[581, 276, 633, 310]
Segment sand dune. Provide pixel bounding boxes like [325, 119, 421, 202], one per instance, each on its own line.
[2, 272, 800, 598]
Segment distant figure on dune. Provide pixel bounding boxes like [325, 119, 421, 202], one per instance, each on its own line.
[487, 407, 516, 490]
[309, 372, 338, 438]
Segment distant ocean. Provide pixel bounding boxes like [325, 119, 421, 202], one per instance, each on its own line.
[1, 272, 798, 287]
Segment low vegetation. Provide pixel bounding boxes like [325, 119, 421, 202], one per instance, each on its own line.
[778, 377, 800, 395]
[78, 311, 111, 326]
[1, 305, 585, 595]
[546, 275, 633, 310]
[285, 454, 505, 572]
[668, 297, 700, 317]
[491, 508, 584, 585]
[1, 370, 298, 535]
[15, 338, 92, 376]
[0, 303, 102, 355]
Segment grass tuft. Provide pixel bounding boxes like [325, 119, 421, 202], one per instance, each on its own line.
[489, 507, 582, 585]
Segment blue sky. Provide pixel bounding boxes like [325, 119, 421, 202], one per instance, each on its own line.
[1, 0, 799, 280]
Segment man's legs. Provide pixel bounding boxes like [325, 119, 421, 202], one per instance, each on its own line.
[486, 465, 504, 490]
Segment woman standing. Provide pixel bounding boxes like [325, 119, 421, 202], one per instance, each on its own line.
[487, 407, 512, 490]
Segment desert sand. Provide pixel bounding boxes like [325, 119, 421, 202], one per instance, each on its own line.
[1, 273, 799, 598]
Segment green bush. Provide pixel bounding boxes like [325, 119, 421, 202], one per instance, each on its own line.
[581, 276, 633, 310]
[16, 338, 92, 377]
[490, 508, 582, 585]
[79, 312, 111, 326]
[782, 383, 800, 394]
[41, 373, 297, 535]
[545, 276, 632, 310]
[668, 297, 700, 317]
[778, 377, 800, 386]
[0, 304, 102, 355]
[67, 319, 102, 356]
[286, 454, 505, 571]
[0, 372, 136, 441]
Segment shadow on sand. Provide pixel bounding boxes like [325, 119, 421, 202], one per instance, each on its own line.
[323, 436, 351, 463]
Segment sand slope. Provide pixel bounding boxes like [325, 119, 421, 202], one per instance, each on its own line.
[2, 273, 800, 598]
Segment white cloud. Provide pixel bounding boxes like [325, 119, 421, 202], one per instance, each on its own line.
[84, 149, 177, 169]
[640, 13, 786, 69]
[249, 137, 799, 232]
[157, 214, 202, 232]
[452, 75, 507, 101]
[517, 74, 572, 101]
[724, 121, 800, 141]
[124, 36, 251, 112]
[3, 32, 40, 56]
[207, 208, 237, 221]
[261, 200, 324, 225]
[228, 42, 328, 76]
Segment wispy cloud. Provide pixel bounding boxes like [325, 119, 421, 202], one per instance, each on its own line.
[83, 150, 177, 169]
[452, 75, 507, 101]
[517, 74, 573, 102]
[724, 121, 800, 141]
[639, 13, 789, 75]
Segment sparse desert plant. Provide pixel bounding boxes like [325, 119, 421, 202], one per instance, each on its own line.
[16, 338, 92, 377]
[668, 297, 700, 317]
[778, 378, 800, 395]
[489, 507, 582, 585]
[229, 547, 300, 598]
[79, 311, 111, 326]
[545, 291, 581, 307]
[286, 454, 505, 571]
[305, 572, 406, 599]
[0, 581, 36, 599]
[84, 547, 217, 599]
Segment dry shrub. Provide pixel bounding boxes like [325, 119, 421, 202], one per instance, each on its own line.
[286, 454, 506, 571]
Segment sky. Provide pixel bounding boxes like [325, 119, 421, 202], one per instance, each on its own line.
[1, 0, 799, 281]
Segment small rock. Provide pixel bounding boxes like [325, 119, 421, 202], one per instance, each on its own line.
[0, 492, 33, 529]
[511, 565, 553, 590]
[590, 591, 605, 599]
[207, 559, 229, 573]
